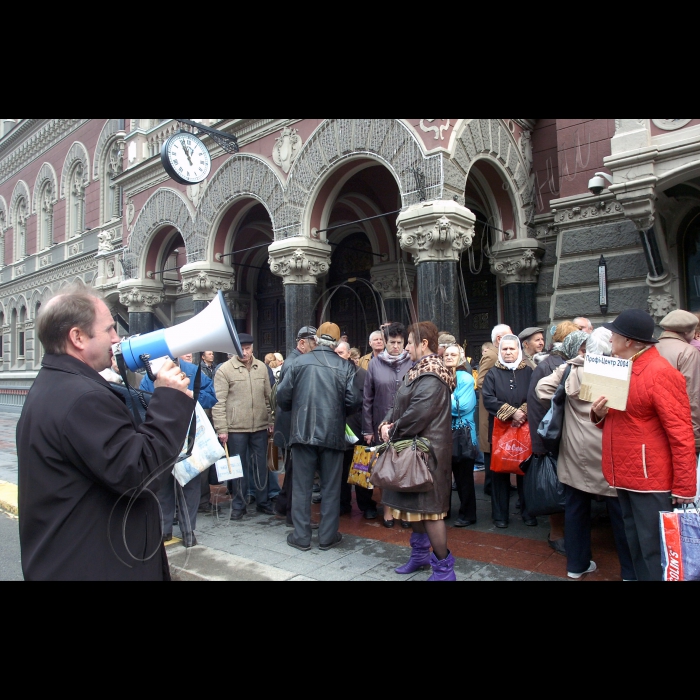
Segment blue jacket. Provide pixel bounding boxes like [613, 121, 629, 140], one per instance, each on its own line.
[139, 359, 217, 410]
[452, 370, 477, 442]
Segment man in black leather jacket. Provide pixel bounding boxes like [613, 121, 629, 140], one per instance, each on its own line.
[276, 323, 362, 552]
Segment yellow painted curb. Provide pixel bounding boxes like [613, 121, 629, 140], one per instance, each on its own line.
[0, 480, 18, 516]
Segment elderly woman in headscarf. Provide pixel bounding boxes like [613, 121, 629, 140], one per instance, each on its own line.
[443, 344, 478, 527]
[482, 334, 535, 529]
[536, 329, 636, 580]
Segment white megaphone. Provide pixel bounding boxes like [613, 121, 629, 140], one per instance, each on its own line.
[114, 291, 244, 374]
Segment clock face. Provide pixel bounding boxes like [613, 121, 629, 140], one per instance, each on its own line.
[161, 133, 212, 185]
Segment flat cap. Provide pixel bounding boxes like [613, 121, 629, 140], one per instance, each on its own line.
[239, 333, 255, 345]
[518, 327, 545, 342]
[438, 333, 457, 347]
[660, 310, 699, 334]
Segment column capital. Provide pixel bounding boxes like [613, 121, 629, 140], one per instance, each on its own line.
[371, 261, 416, 300]
[490, 239, 545, 285]
[228, 291, 251, 319]
[397, 200, 476, 264]
[180, 262, 235, 302]
[268, 237, 331, 285]
[117, 279, 165, 312]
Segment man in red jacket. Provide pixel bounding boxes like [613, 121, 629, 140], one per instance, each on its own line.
[592, 310, 697, 581]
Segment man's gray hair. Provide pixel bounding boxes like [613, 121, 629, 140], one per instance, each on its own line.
[369, 330, 383, 343]
[315, 336, 338, 349]
[491, 324, 512, 344]
[337, 341, 351, 353]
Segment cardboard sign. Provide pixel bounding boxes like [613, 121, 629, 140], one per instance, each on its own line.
[580, 353, 632, 411]
[215, 454, 244, 483]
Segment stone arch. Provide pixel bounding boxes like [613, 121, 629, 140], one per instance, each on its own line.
[32, 163, 58, 214]
[8, 294, 28, 316]
[29, 287, 52, 319]
[123, 187, 194, 280]
[93, 119, 125, 181]
[450, 119, 535, 237]
[9, 180, 31, 227]
[283, 118, 441, 240]
[0, 195, 7, 231]
[60, 141, 90, 199]
[193, 154, 285, 262]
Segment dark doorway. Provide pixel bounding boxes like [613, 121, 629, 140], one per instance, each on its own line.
[257, 266, 285, 358]
[459, 218, 499, 357]
[328, 232, 381, 353]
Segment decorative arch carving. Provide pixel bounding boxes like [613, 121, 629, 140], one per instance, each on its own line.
[30, 287, 52, 318]
[93, 119, 125, 181]
[10, 181, 31, 228]
[282, 118, 440, 239]
[123, 188, 194, 279]
[192, 153, 285, 261]
[32, 163, 58, 214]
[451, 119, 536, 236]
[60, 142, 90, 199]
[0, 195, 7, 232]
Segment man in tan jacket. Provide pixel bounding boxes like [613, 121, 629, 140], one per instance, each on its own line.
[657, 310, 700, 453]
[477, 325, 512, 496]
[214, 333, 275, 521]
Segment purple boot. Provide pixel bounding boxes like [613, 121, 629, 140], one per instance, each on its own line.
[427, 551, 457, 581]
[395, 533, 432, 574]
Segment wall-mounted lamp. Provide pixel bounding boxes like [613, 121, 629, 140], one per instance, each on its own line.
[598, 255, 608, 316]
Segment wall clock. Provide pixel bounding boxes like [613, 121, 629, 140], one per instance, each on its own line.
[161, 132, 212, 185]
[652, 119, 693, 131]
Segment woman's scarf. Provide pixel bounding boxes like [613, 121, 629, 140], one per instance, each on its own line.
[497, 334, 523, 371]
[561, 330, 590, 361]
[379, 349, 409, 365]
[407, 354, 457, 391]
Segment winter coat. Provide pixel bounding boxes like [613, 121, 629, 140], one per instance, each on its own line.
[346, 366, 368, 450]
[276, 345, 362, 452]
[140, 359, 217, 410]
[594, 347, 697, 498]
[213, 356, 272, 435]
[362, 352, 413, 441]
[452, 369, 477, 444]
[536, 356, 616, 497]
[482, 361, 533, 443]
[17, 354, 194, 581]
[527, 353, 566, 454]
[273, 347, 302, 450]
[380, 356, 454, 515]
[477, 345, 499, 453]
[657, 330, 700, 451]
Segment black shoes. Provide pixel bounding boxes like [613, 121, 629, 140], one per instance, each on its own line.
[548, 536, 566, 556]
[163, 533, 173, 543]
[455, 518, 477, 528]
[320, 533, 343, 551]
[312, 494, 322, 504]
[287, 534, 311, 552]
[256, 505, 276, 516]
[383, 519, 395, 529]
[364, 509, 378, 520]
[339, 506, 352, 516]
[400, 520, 411, 529]
[230, 510, 245, 521]
[493, 520, 509, 529]
[183, 535, 198, 549]
[523, 517, 538, 527]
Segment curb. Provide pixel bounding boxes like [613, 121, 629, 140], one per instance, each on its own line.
[0, 480, 18, 516]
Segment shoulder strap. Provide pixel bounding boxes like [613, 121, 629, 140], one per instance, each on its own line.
[116, 352, 144, 426]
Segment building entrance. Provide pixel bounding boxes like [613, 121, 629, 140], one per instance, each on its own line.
[256, 266, 285, 357]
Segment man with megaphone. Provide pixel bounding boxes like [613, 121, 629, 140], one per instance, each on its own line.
[16, 284, 194, 581]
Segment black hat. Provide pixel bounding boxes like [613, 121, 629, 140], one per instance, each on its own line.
[603, 310, 658, 345]
[239, 333, 255, 345]
[296, 326, 317, 341]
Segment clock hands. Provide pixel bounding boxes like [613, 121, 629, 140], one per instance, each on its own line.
[182, 142, 194, 167]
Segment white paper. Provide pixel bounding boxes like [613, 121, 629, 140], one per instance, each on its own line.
[583, 353, 632, 380]
[215, 454, 244, 483]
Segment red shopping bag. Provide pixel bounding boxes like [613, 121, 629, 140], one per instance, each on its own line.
[490, 419, 532, 477]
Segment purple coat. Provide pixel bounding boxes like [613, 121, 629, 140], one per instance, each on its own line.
[362, 352, 413, 441]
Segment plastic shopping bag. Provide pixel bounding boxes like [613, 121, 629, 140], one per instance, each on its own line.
[661, 508, 700, 581]
[490, 419, 532, 477]
[348, 445, 375, 490]
[523, 453, 566, 517]
[173, 403, 226, 487]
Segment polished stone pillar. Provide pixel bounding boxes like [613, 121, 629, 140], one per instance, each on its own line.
[503, 284, 537, 334]
[284, 285, 318, 356]
[416, 261, 461, 335]
[129, 312, 155, 336]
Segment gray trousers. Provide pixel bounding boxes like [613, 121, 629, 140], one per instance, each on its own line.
[292, 444, 344, 547]
[228, 430, 270, 512]
[158, 472, 200, 546]
[617, 489, 672, 582]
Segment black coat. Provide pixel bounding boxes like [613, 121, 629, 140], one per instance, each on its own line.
[17, 354, 194, 582]
[273, 347, 302, 450]
[482, 363, 533, 442]
[527, 353, 566, 454]
[276, 345, 362, 452]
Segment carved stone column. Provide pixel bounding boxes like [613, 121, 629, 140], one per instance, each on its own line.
[371, 261, 416, 327]
[268, 237, 331, 356]
[180, 262, 235, 315]
[490, 239, 545, 333]
[228, 292, 251, 334]
[397, 200, 475, 335]
[118, 280, 165, 336]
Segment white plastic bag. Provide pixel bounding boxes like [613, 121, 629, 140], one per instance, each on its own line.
[173, 403, 225, 487]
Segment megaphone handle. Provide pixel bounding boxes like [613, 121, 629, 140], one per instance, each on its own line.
[141, 354, 157, 382]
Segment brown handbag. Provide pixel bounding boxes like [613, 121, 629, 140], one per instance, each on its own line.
[370, 437, 435, 493]
[267, 437, 281, 473]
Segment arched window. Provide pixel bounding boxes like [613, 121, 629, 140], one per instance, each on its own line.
[40, 182, 54, 249]
[68, 163, 86, 238]
[34, 303, 43, 363]
[10, 309, 17, 366]
[18, 307, 26, 362]
[102, 140, 123, 223]
[0, 312, 5, 364]
[14, 196, 28, 260]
